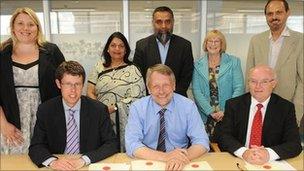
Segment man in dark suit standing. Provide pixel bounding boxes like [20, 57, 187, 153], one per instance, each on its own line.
[216, 65, 301, 165]
[29, 61, 118, 170]
[133, 6, 193, 97]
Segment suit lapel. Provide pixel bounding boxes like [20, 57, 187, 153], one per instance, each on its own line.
[149, 36, 162, 64]
[218, 54, 230, 79]
[38, 47, 49, 85]
[274, 34, 295, 71]
[2, 47, 21, 120]
[165, 35, 176, 65]
[262, 94, 276, 142]
[79, 97, 90, 153]
[195, 57, 209, 80]
[258, 31, 270, 64]
[54, 98, 68, 152]
[3, 47, 15, 90]
[240, 94, 251, 144]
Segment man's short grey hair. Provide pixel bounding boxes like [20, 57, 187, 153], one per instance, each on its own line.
[146, 64, 176, 87]
[248, 64, 277, 80]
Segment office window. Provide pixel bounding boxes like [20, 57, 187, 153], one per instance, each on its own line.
[206, 0, 303, 74]
[129, 1, 202, 60]
[0, 0, 43, 41]
[49, 1, 123, 84]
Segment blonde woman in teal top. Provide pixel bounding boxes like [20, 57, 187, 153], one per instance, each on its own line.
[192, 30, 244, 142]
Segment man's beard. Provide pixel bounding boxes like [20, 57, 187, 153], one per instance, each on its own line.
[156, 31, 172, 45]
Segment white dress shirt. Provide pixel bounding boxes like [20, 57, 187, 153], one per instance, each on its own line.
[268, 27, 290, 68]
[234, 96, 280, 161]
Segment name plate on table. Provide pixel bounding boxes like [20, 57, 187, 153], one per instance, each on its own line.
[245, 160, 296, 170]
[131, 160, 213, 170]
[89, 163, 130, 170]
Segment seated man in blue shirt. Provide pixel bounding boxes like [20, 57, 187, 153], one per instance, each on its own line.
[125, 64, 209, 170]
[29, 61, 118, 170]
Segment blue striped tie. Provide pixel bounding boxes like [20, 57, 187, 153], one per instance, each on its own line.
[157, 108, 167, 152]
[65, 109, 80, 154]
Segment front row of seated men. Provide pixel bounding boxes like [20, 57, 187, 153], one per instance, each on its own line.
[28, 61, 301, 170]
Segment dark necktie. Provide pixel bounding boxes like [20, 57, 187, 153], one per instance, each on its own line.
[65, 109, 80, 154]
[249, 103, 263, 147]
[157, 108, 167, 152]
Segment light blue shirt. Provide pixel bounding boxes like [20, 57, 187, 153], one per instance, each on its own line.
[125, 93, 210, 157]
[42, 99, 91, 167]
[156, 38, 170, 64]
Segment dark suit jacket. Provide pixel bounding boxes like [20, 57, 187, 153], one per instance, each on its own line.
[0, 42, 65, 129]
[216, 93, 301, 160]
[29, 96, 119, 167]
[133, 34, 194, 97]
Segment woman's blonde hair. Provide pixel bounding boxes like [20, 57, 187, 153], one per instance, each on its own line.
[203, 29, 226, 53]
[2, 7, 45, 49]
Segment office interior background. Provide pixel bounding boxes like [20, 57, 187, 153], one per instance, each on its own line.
[1, 0, 303, 95]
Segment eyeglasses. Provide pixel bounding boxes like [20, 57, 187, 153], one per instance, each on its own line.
[249, 79, 274, 86]
[61, 82, 83, 89]
[207, 40, 221, 45]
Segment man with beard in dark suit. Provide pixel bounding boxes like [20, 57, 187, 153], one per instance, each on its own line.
[133, 6, 193, 97]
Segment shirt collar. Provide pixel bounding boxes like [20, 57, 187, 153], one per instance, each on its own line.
[268, 26, 290, 39]
[151, 93, 175, 115]
[62, 98, 81, 112]
[156, 38, 171, 47]
[251, 96, 271, 109]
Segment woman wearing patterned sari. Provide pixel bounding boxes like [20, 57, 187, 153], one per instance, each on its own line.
[87, 32, 146, 152]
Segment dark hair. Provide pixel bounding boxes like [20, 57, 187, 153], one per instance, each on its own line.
[55, 61, 86, 83]
[153, 6, 174, 20]
[102, 32, 131, 68]
[264, 0, 289, 14]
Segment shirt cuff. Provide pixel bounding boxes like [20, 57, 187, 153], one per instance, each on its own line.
[81, 155, 91, 165]
[234, 147, 248, 159]
[265, 147, 280, 161]
[128, 143, 146, 158]
[42, 157, 57, 167]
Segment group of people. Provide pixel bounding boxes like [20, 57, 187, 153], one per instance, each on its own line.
[0, 0, 302, 170]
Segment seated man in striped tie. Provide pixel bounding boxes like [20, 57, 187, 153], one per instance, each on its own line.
[125, 64, 209, 170]
[215, 65, 301, 165]
[29, 61, 119, 170]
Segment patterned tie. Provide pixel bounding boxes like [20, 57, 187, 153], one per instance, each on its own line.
[249, 104, 263, 148]
[157, 108, 167, 152]
[65, 109, 80, 154]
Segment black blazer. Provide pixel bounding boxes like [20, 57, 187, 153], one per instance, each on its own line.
[0, 42, 65, 129]
[29, 96, 119, 167]
[216, 93, 301, 160]
[133, 34, 194, 97]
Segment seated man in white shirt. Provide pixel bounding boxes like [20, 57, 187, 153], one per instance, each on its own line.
[216, 65, 301, 165]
